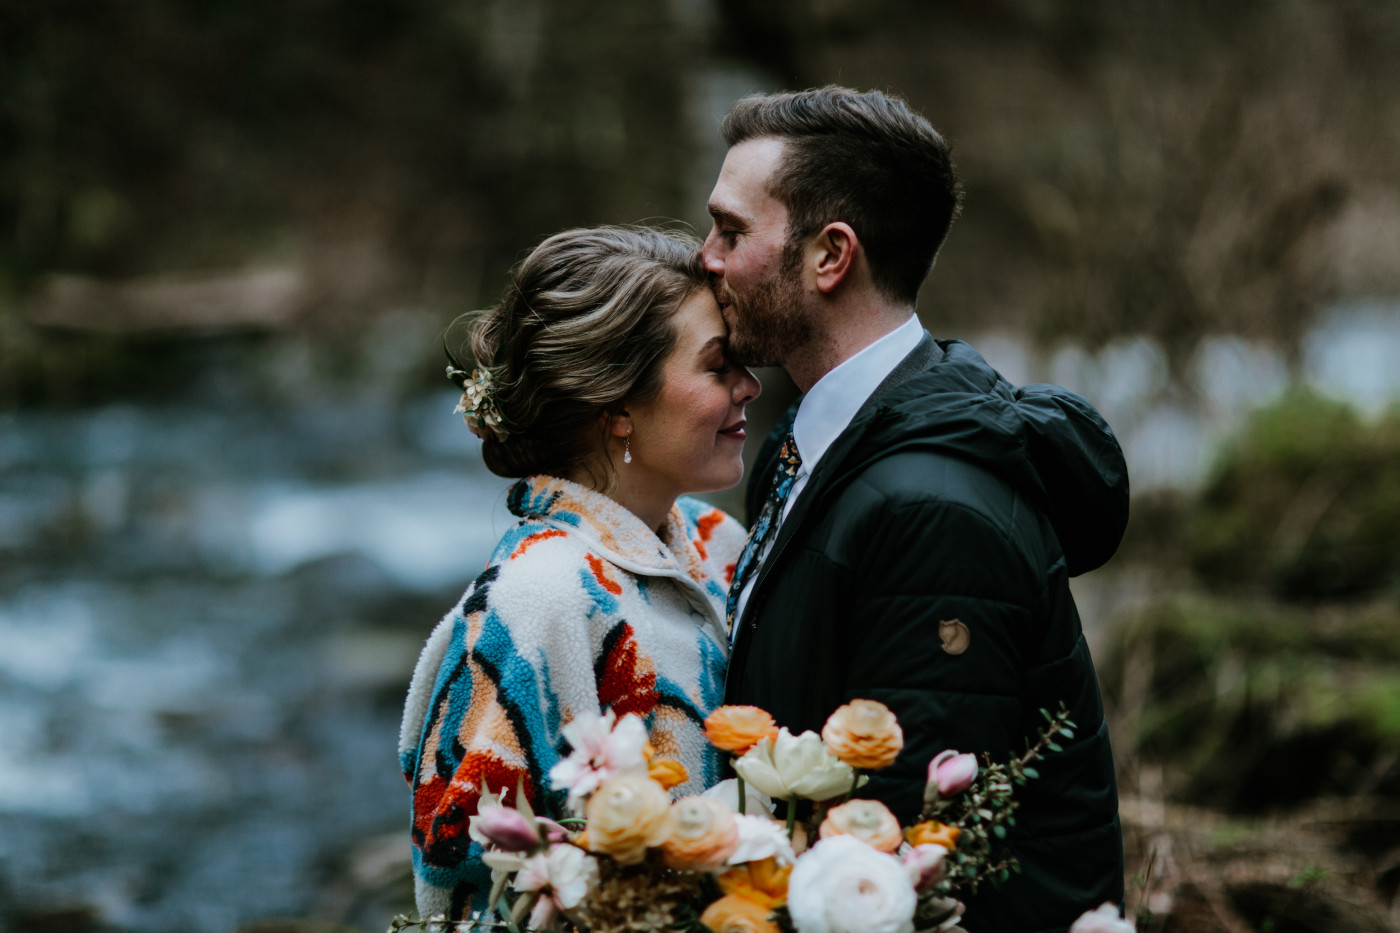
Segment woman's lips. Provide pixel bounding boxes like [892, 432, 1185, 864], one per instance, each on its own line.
[719, 419, 746, 441]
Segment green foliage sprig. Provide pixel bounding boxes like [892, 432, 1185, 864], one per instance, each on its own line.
[922, 705, 1077, 894]
[389, 913, 513, 933]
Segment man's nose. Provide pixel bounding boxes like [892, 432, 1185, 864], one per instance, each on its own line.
[735, 368, 761, 404]
[701, 234, 724, 277]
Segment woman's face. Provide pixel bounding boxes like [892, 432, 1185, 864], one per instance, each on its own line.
[624, 289, 761, 498]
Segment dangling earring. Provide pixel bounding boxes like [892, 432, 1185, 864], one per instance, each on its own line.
[623, 432, 633, 464]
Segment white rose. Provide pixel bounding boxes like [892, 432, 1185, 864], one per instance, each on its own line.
[727, 812, 797, 866]
[1069, 904, 1135, 933]
[734, 728, 859, 802]
[787, 836, 917, 933]
[702, 777, 776, 817]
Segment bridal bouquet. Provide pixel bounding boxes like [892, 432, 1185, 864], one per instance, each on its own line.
[390, 701, 1126, 933]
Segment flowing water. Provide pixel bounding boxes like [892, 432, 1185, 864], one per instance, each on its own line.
[0, 384, 518, 932]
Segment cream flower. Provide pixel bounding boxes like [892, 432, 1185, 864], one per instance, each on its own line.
[548, 710, 650, 811]
[728, 813, 797, 866]
[734, 728, 860, 802]
[451, 366, 509, 442]
[786, 836, 917, 933]
[817, 799, 903, 853]
[584, 772, 672, 865]
[821, 700, 904, 770]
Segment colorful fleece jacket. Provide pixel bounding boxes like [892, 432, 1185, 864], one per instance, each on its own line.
[398, 474, 743, 920]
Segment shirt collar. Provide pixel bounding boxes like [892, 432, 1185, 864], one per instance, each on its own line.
[506, 475, 707, 581]
[792, 315, 924, 474]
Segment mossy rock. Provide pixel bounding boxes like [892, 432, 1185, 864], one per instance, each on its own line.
[1189, 389, 1400, 600]
[1102, 596, 1400, 811]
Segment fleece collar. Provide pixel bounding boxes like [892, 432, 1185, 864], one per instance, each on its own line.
[507, 475, 707, 583]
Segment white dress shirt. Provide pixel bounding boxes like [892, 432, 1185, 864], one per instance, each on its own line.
[731, 315, 924, 635]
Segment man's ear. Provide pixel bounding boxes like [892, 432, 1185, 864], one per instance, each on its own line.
[813, 222, 858, 294]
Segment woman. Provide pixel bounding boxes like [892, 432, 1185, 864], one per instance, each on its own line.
[398, 226, 760, 920]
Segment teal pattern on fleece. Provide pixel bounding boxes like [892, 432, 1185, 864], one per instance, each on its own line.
[398, 475, 743, 921]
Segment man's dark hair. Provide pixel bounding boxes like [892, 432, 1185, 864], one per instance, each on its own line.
[721, 86, 963, 304]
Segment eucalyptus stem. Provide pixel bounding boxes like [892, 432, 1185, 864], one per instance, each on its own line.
[737, 774, 747, 815]
[785, 795, 798, 839]
[842, 769, 862, 803]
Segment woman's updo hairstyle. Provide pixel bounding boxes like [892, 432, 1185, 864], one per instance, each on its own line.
[454, 225, 707, 480]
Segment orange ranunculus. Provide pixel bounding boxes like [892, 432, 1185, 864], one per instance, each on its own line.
[717, 856, 792, 909]
[905, 819, 961, 850]
[700, 894, 781, 933]
[817, 798, 903, 853]
[820, 699, 904, 770]
[704, 706, 780, 754]
[585, 773, 671, 865]
[648, 758, 689, 790]
[661, 796, 740, 870]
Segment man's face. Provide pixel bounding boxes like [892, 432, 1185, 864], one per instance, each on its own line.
[701, 137, 812, 368]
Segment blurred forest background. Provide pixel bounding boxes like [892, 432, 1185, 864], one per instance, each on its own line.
[3, 1, 1400, 931]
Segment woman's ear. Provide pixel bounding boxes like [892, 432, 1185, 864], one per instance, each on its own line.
[608, 410, 633, 438]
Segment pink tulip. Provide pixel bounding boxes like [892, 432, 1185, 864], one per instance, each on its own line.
[927, 750, 978, 797]
[471, 803, 540, 852]
[537, 816, 571, 844]
[902, 842, 948, 890]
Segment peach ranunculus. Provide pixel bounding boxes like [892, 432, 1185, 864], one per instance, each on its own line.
[718, 855, 792, 909]
[904, 819, 961, 850]
[701, 894, 781, 933]
[648, 757, 689, 790]
[821, 699, 904, 771]
[661, 796, 741, 870]
[705, 705, 781, 754]
[817, 799, 903, 853]
[584, 773, 672, 865]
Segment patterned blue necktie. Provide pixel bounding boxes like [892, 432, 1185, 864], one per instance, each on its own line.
[726, 431, 802, 637]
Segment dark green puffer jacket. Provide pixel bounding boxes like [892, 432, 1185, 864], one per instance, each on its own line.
[726, 337, 1127, 933]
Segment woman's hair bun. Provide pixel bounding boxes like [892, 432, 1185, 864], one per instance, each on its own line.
[451, 225, 706, 480]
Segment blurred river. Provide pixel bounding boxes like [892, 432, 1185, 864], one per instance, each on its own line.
[1, 302, 1397, 932]
[0, 383, 520, 932]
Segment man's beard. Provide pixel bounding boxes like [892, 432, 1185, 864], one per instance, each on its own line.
[720, 243, 812, 368]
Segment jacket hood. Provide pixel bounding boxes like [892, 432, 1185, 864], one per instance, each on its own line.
[844, 339, 1129, 576]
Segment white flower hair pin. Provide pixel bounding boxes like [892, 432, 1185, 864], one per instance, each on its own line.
[446, 362, 510, 442]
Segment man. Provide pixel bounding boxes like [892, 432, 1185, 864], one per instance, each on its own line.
[704, 87, 1128, 933]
